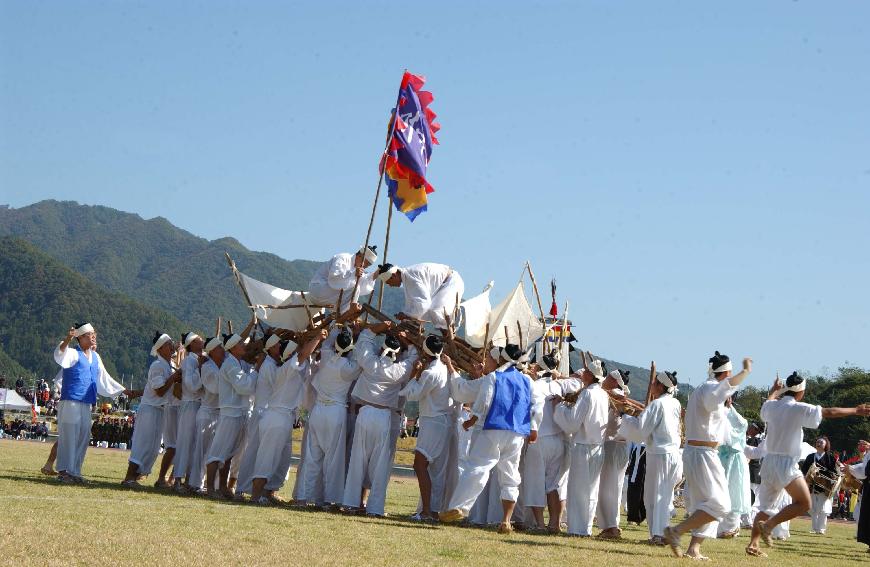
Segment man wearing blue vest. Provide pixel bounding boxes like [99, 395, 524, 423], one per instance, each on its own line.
[53, 322, 133, 483]
[441, 343, 543, 534]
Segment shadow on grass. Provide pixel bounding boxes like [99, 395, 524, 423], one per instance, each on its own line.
[0, 472, 248, 505]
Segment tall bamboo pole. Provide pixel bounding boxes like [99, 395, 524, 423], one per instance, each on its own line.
[350, 72, 407, 303]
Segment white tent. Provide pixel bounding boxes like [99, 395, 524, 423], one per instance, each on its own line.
[235, 271, 324, 332]
[485, 282, 546, 349]
[0, 388, 31, 411]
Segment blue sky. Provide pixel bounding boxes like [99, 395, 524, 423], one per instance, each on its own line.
[2, 1, 868, 388]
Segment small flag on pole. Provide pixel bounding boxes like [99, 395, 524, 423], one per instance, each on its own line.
[381, 71, 440, 221]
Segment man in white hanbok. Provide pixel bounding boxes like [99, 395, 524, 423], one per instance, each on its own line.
[171, 332, 204, 494]
[745, 372, 870, 558]
[188, 336, 223, 493]
[123, 333, 181, 487]
[249, 334, 322, 504]
[303, 328, 362, 507]
[343, 322, 418, 516]
[205, 334, 258, 498]
[307, 246, 378, 311]
[619, 370, 682, 545]
[53, 323, 130, 484]
[441, 345, 543, 535]
[237, 333, 284, 498]
[663, 351, 752, 560]
[597, 368, 632, 538]
[399, 335, 453, 521]
[552, 359, 608, 536]
[376, 262, 464, 330]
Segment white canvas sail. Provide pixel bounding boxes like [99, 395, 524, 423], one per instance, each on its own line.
[460, 281, 494, 348]
[236, 271, 322, 331]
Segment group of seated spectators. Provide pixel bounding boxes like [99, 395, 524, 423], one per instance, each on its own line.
[91, 416, 134, 448]
[0, 419, 50, 440]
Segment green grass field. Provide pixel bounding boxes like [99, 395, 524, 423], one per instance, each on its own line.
[0, 439, 867, 566]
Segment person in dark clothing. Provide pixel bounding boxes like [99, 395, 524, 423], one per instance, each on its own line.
[800, 436, 838, 534]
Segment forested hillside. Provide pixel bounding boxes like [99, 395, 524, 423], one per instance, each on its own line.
[0, 237, 185, 386]
[0, 201, 323, 330]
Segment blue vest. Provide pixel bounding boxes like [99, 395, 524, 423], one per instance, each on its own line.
[61, 347, 100, 405]
[482, 366, 531, 435]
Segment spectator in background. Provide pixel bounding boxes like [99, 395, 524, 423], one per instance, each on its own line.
[801, 436, 837, 534]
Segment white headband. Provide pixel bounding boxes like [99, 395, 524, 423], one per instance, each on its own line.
[588, 359, 604, 380]
[263, 334, 282, 352]
[656, 371, 676, 393]
[204, 337, 223, 353]
[334, 333, 355, 355]
[377, 266, 400, 283]
[281, 340, 298, 361]
[422, 338, 443, 358]
[73, 323, 94, 337]
[381, 345, 400, 360]
[708, 360, 733, 378]
[607, 370, 630, 396]
[183, 333, 201, 348]
[223, 334, 243, 351]
[359, 246, 378, 264]
[775, 380, 806, 397]
[150, 334, 172, 357]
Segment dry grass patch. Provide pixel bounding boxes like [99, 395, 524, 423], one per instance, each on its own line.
[0, 439, 866, 566]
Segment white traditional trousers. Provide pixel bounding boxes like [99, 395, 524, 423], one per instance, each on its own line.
[252, 409, 294, 491]
[56, 399, 92, 478]
[644, 452, 683, 538]
[304, 402, 349, 505]
[189, 406, 218, 490]
[448, 429, 525, 514]
[292, 420, 310, 501]
[682, 445, 730, 538]
[414, 414, 453, 513]
[172, 400, 200, 481]
[162, 404, 179, 449]
[236, 410, 264, 494]
[810, 492, 831, 532]
[565, 442, 604, 536]
[343, 406, 393, 515]
[129, 404, 164, 476]
[597, 440, 630, 530]
[206, 414, 246, 467]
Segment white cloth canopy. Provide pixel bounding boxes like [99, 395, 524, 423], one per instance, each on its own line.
[487, 282, 545, 348]
[0, 388, 31, 411]
[236, 271, 324, 332]
[460, 281, 494, 348]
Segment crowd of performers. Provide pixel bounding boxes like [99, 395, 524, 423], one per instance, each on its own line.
[46, 245, 870, 560]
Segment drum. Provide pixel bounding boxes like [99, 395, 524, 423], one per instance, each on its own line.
[843, 468, 863, 492]
[806, 462, 842, 497]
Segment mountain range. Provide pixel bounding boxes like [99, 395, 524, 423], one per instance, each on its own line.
[0, 200, 658, 400]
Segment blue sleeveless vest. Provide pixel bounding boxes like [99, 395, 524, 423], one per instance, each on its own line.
[482, 366, 531, 435]
[61, 346, 100, 405]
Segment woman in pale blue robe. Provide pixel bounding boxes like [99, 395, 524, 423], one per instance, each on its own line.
[717, 403, 751, 537]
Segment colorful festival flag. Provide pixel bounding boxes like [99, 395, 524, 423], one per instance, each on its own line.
[381, 71, 440, 221]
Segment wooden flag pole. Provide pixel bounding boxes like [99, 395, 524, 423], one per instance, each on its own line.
[645, 361, 657, 406]
[525, 261, 547, 334]
[376, 200, 395, 311]
[350, 72, 407, 303]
